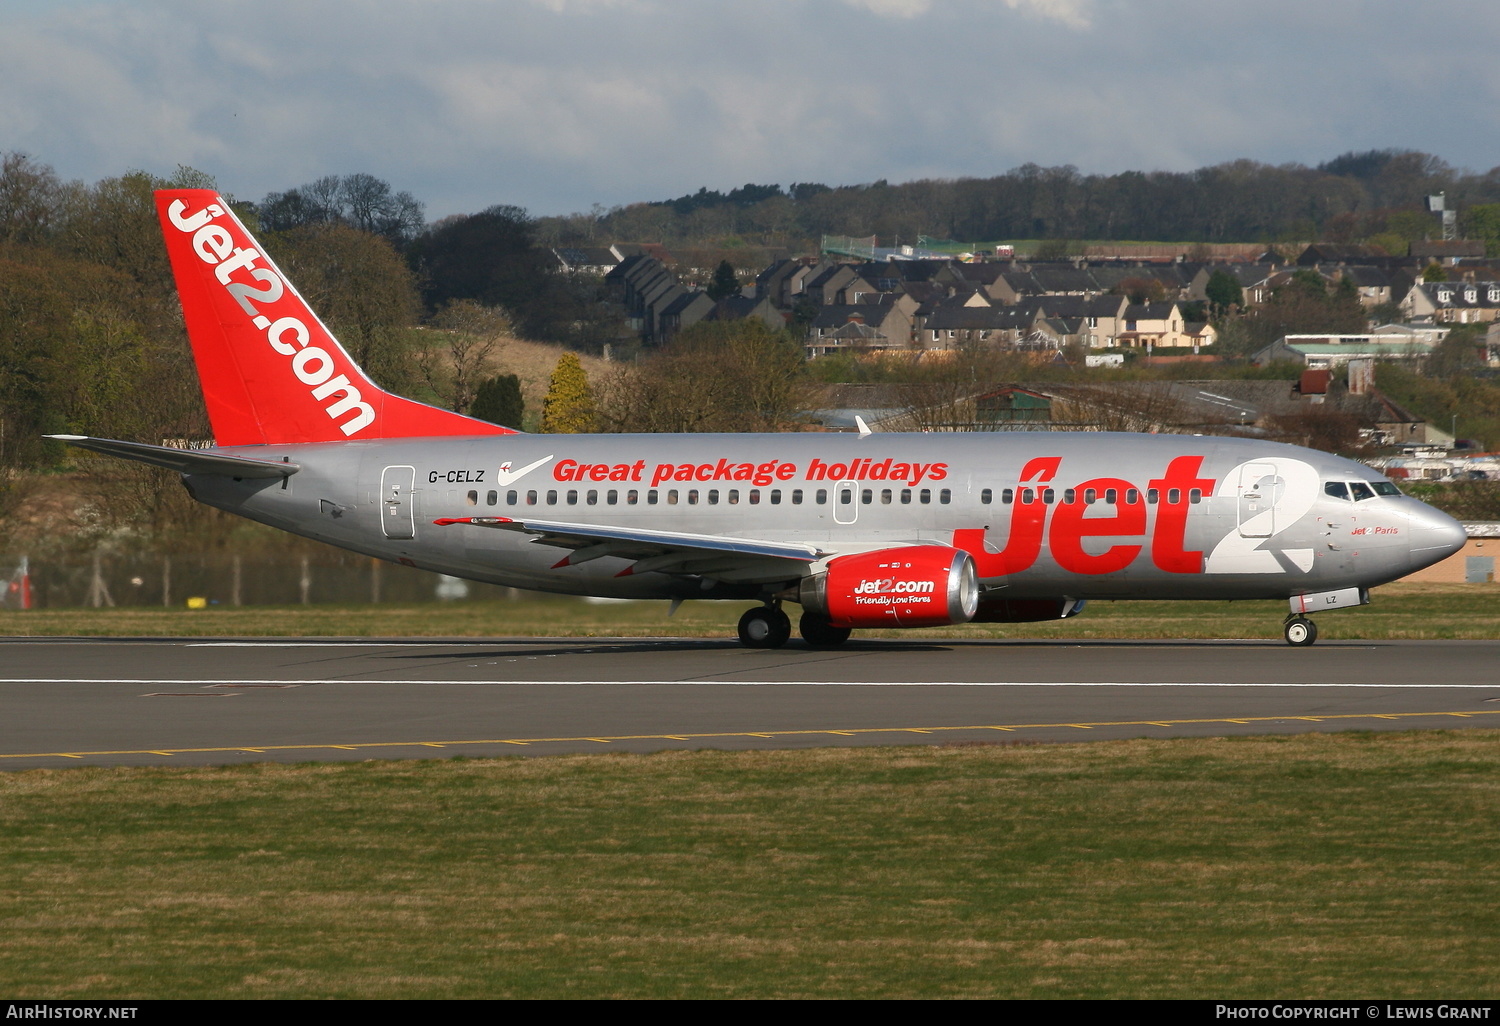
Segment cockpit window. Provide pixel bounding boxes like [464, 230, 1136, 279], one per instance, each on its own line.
[1323, 481, 1350, 501]
[1371, 481, 1402, 496]
[1349, 482, 1375, 501]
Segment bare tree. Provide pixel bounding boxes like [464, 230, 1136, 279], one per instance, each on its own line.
[416, 300, 513, 414]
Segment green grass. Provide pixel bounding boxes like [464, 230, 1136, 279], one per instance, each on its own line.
[2, 732, 1497, 998]
[3, 582, 1499, 640]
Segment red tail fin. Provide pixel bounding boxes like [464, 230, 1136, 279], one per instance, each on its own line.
[156, 189, 515, 446]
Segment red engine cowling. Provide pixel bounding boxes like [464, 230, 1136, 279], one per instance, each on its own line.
[800, 546, 979, 629]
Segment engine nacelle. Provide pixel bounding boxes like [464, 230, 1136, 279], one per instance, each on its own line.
[800, 546, 979, 629]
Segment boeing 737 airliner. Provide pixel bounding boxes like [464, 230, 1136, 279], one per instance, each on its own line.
[50, 191, 1467, 647]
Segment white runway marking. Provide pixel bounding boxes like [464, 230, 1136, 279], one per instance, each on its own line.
[0, 678, 1497, 689]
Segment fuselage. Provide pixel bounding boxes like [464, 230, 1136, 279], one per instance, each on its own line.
[183, 430, 1466, 605]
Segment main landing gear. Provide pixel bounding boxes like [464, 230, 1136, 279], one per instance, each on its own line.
[1283, 614, 1318, 647]
[737, 604, 791, 649]
[736, 605, 853, 649]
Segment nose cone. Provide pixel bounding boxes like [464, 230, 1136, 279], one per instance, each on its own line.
[1408, 504, 1467, 572]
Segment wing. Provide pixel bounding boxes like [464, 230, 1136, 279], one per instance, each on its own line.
[47, 435, 299, 479]
[433, 515, 827, 584]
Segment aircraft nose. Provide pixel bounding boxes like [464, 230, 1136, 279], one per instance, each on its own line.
[1408, 505, 1467, 572]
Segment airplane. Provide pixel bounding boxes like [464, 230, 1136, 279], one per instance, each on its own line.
[49, 189, 1468, 649]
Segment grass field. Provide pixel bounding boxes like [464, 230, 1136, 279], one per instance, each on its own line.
[2, 732, 1497, 999]
[3, 581, 1498, 640]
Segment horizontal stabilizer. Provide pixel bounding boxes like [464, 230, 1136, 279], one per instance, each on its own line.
[47, 435, 299, 479]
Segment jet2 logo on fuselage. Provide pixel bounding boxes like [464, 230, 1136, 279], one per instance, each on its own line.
[494, 455, 555, 488]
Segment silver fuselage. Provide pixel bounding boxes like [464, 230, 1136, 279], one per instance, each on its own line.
[182, 431, 1466, 605]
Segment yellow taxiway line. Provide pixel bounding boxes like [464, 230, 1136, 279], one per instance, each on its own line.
[1, 709, 1497, 761]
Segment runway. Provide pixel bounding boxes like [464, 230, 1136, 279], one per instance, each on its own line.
[2, 636, 1498, 768]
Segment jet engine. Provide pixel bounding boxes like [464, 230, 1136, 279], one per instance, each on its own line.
[799, 546, 979, 628]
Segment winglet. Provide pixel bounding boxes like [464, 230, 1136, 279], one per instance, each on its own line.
[855, 416, 873, 438]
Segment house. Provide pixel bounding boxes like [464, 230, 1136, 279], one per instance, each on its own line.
[1115, 302, 1196, 349]
[552, 247, 620, 275]
[1249, 326, 1447, 368]
[806, 296, 915, 356]
[1400, 280, 1500, 324]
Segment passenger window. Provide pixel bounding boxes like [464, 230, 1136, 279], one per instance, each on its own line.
[901, 489, 912, 504]
[920, 489, 931, 504]
[486, 490, 497, 506]
[546, 490, 559, 505]
[881, 489, 893, 504]
[939, 488, 951, 504]
[587, 490, 599, 506]
[861, 488, 872, 504]
[1168, 488, 1181, 504]
[816, 489, 828, 504]
[728, 489, 739, 504]
[1350, 482, 1375, 501]
[748, 489, 759, 505]
[1147, 488, 1159, 504]
[1020, 488, 1034, 504]
[1105, 488, 1118, 505]
[707, 489, 719, 505]
[1002, 488, 1013, 504]
[1084, 488, 1097, 505]
[667, 490, 679, 505]
[839, 487, 852, 505]
[1064, 488, 1077, 504]
[980, 488, 992, 505]
[526, 490, 537, 506]
[1189, 489, 1202, 504]
[626, 490, 638, 505]
[769, 489, 781, 505]
[1126, 489, 1139, 504]
[647, 490, 658, 505]
[1042, 488, 1055, 504]
[507, 490, 518, 505]
[689, 489, 700, 504]
[466, 490, 478, 506]
[791, 489, 802, 504]
[566, 489, 578, 505]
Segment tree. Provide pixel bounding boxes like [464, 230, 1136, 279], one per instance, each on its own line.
[1422, 262, 1448, 283]
[541, 353, 595, 433]
[260, 173, 425, 247]
[0, 152, 71, 244]
[595, 321, 809, 433]
[261, 223, 421, 393]
[706, 259, 740, 301]
[1205, 270, 1242, 314]
[1115, 276, 1167, 305]
[470, 374, 525, 429]
[414, 300, 512, 414]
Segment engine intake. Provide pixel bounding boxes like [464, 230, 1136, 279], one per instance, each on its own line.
[800, 546, 979, 629]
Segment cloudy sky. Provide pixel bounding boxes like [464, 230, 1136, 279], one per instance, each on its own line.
[4, 0, 1499, 219]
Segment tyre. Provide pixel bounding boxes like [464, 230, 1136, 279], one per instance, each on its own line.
[799, 611, 852, 647]
[738, 606, 791, 649]
[1284, 617, 1318, 646]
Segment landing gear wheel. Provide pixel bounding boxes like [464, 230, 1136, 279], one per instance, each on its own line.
[1284, 616, 1318, 646]
[738, 606, 791, 649]
[799, 612, 852, 648]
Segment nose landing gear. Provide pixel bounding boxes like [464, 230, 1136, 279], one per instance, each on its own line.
[1283, 614, 1318, 646]
[737, 604, 792, 649]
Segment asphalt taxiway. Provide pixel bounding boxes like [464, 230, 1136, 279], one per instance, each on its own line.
[1, 636, 1497, 768]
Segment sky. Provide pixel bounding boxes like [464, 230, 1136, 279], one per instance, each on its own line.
[4, 0, 1500, 220]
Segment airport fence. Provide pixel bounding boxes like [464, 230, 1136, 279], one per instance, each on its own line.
[0, 551, 521, 609]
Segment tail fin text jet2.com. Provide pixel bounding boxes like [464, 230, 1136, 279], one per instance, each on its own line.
[51, 191, 1466, 648]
